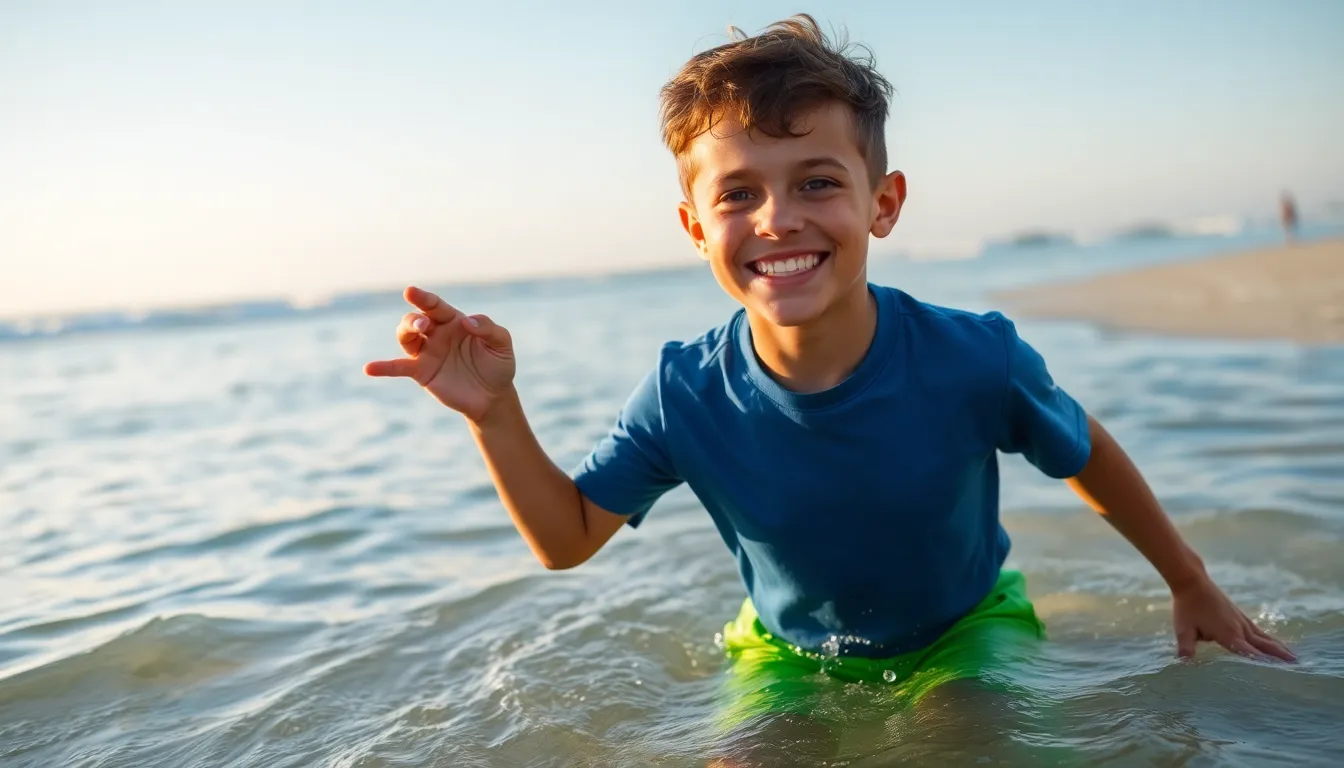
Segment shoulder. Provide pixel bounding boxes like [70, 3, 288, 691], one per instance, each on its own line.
[619, 314, 740, 433]
[879, 284, 1015, 354]
[874, 285, 1031, 403]
[650, 310, 741, 387]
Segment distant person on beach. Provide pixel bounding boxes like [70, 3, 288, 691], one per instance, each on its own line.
[1280, 192, 1299, 243]
[366, 15, 1296, 763]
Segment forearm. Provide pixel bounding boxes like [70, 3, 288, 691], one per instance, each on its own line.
[468, 387, 592, 569]
[1066, 416, 1208, 591]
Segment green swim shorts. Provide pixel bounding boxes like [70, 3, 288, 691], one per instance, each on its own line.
[715, 569, 1046, 732]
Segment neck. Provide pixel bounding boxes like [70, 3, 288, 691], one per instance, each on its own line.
[747, 281, 878, 394]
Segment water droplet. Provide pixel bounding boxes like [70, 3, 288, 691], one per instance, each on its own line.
[821, 636, 841, 657]
[713, 632, 724, 648]
[882, 669, 897, 683]
[635, 679, 642, 686]
[579, 696, 585, 702]
[1257, 605, 1286, 625]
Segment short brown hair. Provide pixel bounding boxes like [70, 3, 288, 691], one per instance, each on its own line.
[659, 14, 894, 198]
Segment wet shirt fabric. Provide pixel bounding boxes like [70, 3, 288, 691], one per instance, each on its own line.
[572, 283, 1091, 657]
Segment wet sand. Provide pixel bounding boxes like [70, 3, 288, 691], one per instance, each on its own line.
[995, 237, 1344, 343]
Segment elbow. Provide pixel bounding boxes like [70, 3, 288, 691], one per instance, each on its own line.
[532, 493, 604, 571]
[535, 547, 591, 571]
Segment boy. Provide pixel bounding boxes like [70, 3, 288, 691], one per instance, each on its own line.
[366, 12, 1293, 755]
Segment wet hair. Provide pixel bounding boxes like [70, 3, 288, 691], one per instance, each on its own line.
[659, 14, 894, 198]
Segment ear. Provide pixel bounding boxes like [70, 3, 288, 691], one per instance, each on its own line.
[678, 200, 710, 260]
[869, 170, 907, 238]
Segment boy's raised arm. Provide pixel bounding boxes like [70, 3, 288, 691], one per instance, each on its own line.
[365, 287, 628, 570]
[467, 386, 630, 569]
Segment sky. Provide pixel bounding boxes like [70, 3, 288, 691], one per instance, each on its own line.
[2, 0, 1342, 317]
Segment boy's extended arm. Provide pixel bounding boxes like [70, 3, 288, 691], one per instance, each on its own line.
[1066, 415, 1295, 661]
[469, 387, 630, 570]
[365, 286, 627, 571]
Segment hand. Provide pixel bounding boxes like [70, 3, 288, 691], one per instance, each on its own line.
[364, 286, 516, 423]
[1171, 575, 1296, 662]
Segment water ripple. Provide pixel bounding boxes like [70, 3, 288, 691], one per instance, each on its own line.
[3, 254, 1344, 766]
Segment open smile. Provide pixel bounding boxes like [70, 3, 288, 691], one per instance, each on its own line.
[745, 251, 831, 279]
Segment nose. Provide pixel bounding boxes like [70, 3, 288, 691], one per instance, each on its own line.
[752, 192, 804, 239]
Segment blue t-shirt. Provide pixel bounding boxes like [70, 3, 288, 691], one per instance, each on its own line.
[572, 284, 1091, 658]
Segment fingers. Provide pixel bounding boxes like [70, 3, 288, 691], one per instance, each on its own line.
[1247, 625, 1297, 662]
[1176, 626, 1198, 660]
[364, 358, 418, 378]
[1227, 637, 1260, 659]
[397, 312, 430, 356]
[404, 286, 461, 324]
[1218, 623, 1297, 663]
[461, 313, 512, 352]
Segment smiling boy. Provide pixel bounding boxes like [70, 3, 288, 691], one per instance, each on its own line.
[366, 12, 1294, 755]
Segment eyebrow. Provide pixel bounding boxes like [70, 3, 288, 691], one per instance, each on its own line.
[709, 156, 850, 189]
[798, 156, 848, 173]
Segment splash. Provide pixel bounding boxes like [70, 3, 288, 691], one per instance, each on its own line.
[819, 634, 878, 658]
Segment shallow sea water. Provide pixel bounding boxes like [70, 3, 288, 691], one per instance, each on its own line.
[3, 229, 1344, 766]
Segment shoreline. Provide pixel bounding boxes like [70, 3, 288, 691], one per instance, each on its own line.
[992, 237, 1344, 344]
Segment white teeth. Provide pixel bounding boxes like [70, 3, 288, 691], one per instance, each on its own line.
[753, 253, 823, 276]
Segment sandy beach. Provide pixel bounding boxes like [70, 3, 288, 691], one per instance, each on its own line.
[994, 237, 1344, 343]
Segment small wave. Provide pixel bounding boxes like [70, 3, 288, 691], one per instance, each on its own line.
[0, 614, 295, 700]
[1199, 440, 1344, 459]
[269, 528, 365, 557]
[0, 614, 318, 767]
[2, 602, 148, 643]
[0, 289, 409, 343]
[0, 264, 708, 343]
[109, 504, 389, 567]
[1179, 506, 1337, 537]
[418, 523, 518, 547]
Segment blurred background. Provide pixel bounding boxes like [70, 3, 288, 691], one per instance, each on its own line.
[3, 3, 1343, 767]
[3, 0, 1342, 320]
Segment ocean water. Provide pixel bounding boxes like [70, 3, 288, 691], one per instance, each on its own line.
[3, 227, 1344, 767]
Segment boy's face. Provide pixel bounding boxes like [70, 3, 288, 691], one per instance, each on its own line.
[678, 101, 906, 329]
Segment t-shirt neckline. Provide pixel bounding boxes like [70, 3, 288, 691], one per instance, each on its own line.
[735, 284, 898, 412]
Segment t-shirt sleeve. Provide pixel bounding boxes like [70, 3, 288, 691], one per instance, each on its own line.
[571, 366, 682, 528]
[995, 316, 1092, 478]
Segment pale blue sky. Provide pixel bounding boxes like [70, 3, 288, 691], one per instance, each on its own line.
[3, 1, 1342, 316]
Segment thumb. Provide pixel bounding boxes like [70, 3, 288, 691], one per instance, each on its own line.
[462, 314, 512, 352]
[1176, 625, 1198, 660]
